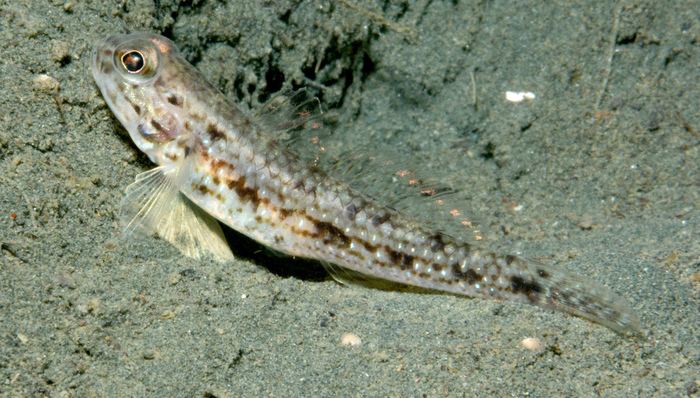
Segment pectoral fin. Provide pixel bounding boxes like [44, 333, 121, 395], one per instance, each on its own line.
[120, 165, 233, 262]
[155, 193, 234, 262]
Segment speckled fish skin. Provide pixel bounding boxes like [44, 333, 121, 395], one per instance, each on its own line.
[91, 33, 641, 335]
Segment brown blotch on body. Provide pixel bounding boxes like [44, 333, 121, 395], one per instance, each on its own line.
[429, 232, 448, 253]
[278, 208, 293, 220]
[167, 94, 182, 107]
[370, 211, 390, 227]
[537, 268, 551, 278]
[313, 221, 350, 249]
[388, 251, 416, 271]
[197, 184, 213, 196]
[452, 264, 482, 285]
[510, 276, 543, 301]
[226, 176, 263, 209]
[387, 249, 406, 269]
[207, 123, 226, 142]
[210, 158, 234, 174]
[360, 240, 378, 256]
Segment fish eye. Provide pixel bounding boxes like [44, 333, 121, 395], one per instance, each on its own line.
[122, 51, 145, 73]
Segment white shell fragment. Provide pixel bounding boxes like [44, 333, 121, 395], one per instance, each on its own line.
[340, 333, 362, 346]
[505, 91, 536, 103]
[520, 337, 543, 350]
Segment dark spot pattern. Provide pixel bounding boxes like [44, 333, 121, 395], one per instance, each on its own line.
[197, 184, 213, 196]
[313, 221, 350, 249]
[370, 211, 390, 227]
[207, 123, 226, 142]
[451, 263, 482, 285]
[226, 176, 268, 210]
[167, 94, 182, 106]
[278, 208, 293, 220]
[344, 203, 357, 221]
[429, 232, 448, 253]
[388, 250, 415, 270]
[510, 275, 543, 300]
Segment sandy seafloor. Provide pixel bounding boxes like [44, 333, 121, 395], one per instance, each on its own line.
[1, 0, 700, 396]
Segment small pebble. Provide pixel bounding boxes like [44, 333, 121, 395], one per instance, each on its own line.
[340, 333, 362, 346]
[161, 310, 176, 320]
[168, 272, 181, 285]
[648, 110, 663, 131]
[32, 74, 59, 92]
[17, 333, 29, 344]
[521, 337, 543, 350]
[52, 40, 70, 62]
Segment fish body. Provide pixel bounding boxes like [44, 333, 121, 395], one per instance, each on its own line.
[92, 33, 640, 335]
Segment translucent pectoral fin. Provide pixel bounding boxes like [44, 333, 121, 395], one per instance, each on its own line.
[121, 165, 178, 237]
[120, 166, 233, 262]
[155, 193, 234, 262]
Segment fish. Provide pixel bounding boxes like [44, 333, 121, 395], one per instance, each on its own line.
[91, 32, 641, 335]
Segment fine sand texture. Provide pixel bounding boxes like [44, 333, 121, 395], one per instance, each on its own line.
[1, 1, 699, 397]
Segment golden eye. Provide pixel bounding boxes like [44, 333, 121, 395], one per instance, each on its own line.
[121, 51, 145, 73]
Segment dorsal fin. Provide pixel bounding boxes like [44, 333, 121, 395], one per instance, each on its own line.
[254, 87, 325, 140]
[251, 88, 489, 245]
[326, 147, 488, 246]
[250, 88, 488, 256]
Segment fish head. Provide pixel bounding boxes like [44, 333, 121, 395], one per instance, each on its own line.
[92, 33, 195, 168]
